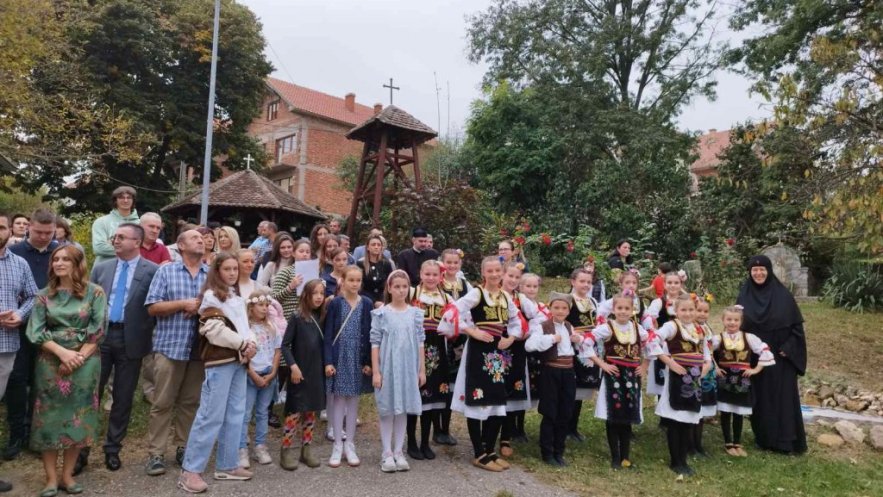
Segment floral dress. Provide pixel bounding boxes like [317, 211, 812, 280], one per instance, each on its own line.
[26, 283, 106, 451]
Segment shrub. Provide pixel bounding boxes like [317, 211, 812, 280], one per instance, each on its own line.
[69, 212, 101, 269]
[822, 261, 883, 313]
[692, 233, 759, 303]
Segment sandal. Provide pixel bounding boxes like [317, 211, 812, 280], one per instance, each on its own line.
[39, 486, 58, 497]
[724, 444, 739, 456]
[59, 483, 84, 495]
[735, 444, 748, 457]
[489, 452, 510, 470]
[472, 453, 503, 472]
[499, 441, 514, 458]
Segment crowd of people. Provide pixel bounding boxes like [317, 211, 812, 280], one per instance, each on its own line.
[0, 186, 808, 495]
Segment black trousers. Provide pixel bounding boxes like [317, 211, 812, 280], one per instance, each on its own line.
[5, 327, 35, 444]
[538, 366, 576, 458]
[98, 327, 143, 455]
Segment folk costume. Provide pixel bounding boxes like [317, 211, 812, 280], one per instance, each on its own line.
[439, 285, 523, 471]
[585, 320, 659, 468]
[566, 293, 601, 441]
[691, 321, 718, 456]
[642, 296, 677, 396]
[524, 292, 581, 466]
[526, 299, 551, 409]
[437, 275, 473, 446]
[652, 319, 711, 475]
[711, 329, 775, 453]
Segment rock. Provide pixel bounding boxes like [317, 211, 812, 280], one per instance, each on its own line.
[870, 426, 883, 451]
[834, 394, 850, 406]
[818, 385, 835, 400]
[845, 399, 870, 412]
[823, 398, 837, 408]
[817, 433, 845, 448]
[834, 420, 865, 445]
[803, 393, 822, 406]
[816, 419, 832, 427]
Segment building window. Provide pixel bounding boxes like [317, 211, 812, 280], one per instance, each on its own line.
[275, 134, 296, 161]
[275, 176, 294, 193]
[267, 101, 278, 121]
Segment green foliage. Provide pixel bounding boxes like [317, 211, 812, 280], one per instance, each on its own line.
[69, 212, 101, 269]
[690, 234, 758, 302]
[0, 178, 53, 216]
[4, 0, 273, 215]
[822, 261, 883, 313]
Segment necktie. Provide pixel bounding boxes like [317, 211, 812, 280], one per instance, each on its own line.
[110, 261, 129, 322]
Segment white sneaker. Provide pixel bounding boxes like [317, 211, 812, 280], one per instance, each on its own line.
[253, 444, 272, 465]
[344, 441, 360, 466]
[329, 443, 343, 468]
[238, 447, 250, 469]
[320, 410, 328, 421]
[393, 452, 410, 471]
[381, 455, 396, 473]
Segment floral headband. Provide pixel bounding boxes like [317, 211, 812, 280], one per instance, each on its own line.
[246, 294, 272, 305]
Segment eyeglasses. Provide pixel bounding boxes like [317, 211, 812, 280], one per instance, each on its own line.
[109, 234, 137, 242]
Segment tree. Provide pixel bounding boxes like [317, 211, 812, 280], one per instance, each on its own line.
[6, 0, 273, 214]
[729, 0, 882, 253]
[465, 0, 723, 260]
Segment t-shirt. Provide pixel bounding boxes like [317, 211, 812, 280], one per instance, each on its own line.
[651, 275, 665, 298]
[141, 242, 172, 265]
[249, 322, 282, 372]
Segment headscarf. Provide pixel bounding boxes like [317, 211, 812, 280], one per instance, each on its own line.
[736, 255, 803, 331]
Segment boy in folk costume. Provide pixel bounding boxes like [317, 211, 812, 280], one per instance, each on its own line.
[524, 292, 582, 466]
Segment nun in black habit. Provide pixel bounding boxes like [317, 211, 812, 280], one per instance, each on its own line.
[736, 255, 807, 454]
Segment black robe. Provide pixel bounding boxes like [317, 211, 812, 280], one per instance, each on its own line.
[737, 255, 807, 454]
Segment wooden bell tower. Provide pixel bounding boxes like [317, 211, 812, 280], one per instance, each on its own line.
[345, 105, 438, 240]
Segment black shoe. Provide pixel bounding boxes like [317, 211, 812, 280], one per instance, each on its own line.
[268, 411, 281, 429]
[542, 455, 559, 466]
[2, 439, 21, 461]
[567, 431, 585, 443]
[0, 480, 12, 493]
[420, 444, 436, 460]
[175, 446, 185, 466]
[513, 433, 529, 443]
[145, 455, 166, 476]
[72, 450, 88, 476]
[554, 454, 568, 466]
[407, 444, 424, 461]
[105, 453, 121, 471]
[435, 432, 457, 446]
[610, 459, 622, 470]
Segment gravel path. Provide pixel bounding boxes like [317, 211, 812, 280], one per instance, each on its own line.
[3, 415, 575, 497]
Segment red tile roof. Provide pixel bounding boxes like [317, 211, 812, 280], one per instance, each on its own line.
[266, 77, 378, 126]
[691, 129, 731, 173]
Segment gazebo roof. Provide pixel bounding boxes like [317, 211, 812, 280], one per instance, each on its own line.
[346, 105, 437, 147]
[161, 169, 326, 220]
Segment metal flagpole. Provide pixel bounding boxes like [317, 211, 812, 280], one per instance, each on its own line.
[199, 0, 221, 225]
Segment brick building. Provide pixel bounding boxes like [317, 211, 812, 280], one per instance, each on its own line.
[247, 77, 383, 215]
[689, 128, 731, 192]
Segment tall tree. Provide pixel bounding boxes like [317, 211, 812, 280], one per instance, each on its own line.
[465, 0, 723, 260]
[729, 0, 882, 253]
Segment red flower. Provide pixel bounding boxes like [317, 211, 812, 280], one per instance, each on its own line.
[690, 251, 697, 259]
[499, 228, 509, 237]
[566, 240, 575, 252]
[726, 238, 735, 247]
[514, 235, 526, 246]
[541, 233, 552, 246]
[587, 255, 595, 264]
[521, 222, 531, 233]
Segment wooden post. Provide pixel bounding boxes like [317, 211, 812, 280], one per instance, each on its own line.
[412, 138, 422, 191]
[372, 132, 389, 228]
[346, 141, 371, 240]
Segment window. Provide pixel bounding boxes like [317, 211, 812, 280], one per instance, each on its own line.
[275, 134, 296, 161]
[267, 101, 278, 121]
[275, 176, 294, 193]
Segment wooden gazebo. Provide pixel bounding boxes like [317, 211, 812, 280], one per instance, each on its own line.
[161, 169, 326, 240]
[344, 105, 437, 239]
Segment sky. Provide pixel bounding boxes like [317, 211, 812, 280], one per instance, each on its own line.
[240, 0, 770, 137]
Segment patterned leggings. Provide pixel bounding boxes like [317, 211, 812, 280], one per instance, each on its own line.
[282, 411, 316, 448]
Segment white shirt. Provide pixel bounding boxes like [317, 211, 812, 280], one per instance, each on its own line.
[525, 321, 577, 356]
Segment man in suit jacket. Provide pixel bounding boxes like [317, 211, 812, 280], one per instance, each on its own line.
[78, 222, 158, 473]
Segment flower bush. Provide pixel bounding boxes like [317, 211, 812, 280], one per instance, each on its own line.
[691, 232, 759, 302]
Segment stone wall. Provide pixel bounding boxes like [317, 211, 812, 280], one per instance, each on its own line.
[761, 243, 810, 297]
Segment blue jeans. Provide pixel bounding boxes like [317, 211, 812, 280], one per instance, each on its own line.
[240, 367, 278, 448]
[182, 362, 247, 473]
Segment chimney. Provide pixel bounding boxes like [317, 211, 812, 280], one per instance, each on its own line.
[709, 128, 717, 133]
[373, 103, 383, 115]
[344, 93, 355, 112]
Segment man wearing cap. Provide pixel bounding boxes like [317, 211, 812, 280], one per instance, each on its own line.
[395, 227, 440, 286]
[92, 186, 141, 265]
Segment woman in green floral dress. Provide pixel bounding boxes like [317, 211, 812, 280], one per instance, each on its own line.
[26, 245, 106, 496]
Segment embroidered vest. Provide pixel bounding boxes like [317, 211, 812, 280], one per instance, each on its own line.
[667, 321, 704, 367]
[539, 320, 574, 369]
[410, 286, 449, 334]
[603, 321, 642, 367]
[714, 331, 751, 369]
[469, 287, 509, 337]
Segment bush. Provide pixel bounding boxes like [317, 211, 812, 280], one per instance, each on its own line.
[69, 212, 101, 268]
[692, 233, 759, 303]
[822, 261, 883, 313]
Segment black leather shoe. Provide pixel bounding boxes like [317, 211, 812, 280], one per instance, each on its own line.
[105, 453, 121, 471]
[420, 444, 436, 460]
[0, 479, 12, 493]
[72, 451, 88, 476]
[554, 454, 569, 466]
[407, 444, 424, 461]
[2, 439, 21, 461]
[175, 446, 185, 466]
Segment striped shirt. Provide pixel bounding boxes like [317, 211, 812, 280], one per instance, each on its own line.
[145, 260, 208, 361]
[0, 249, 39, 353]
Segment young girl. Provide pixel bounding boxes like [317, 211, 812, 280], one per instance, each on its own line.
[323, 266, 373, 468]
[712, 305, 774, 457]
[318, 236, 341, 276]
[586, 291, 659, 469]
[437, 248, 472, 446]
[693, 296, 717, 456]
[642, 271, 683, 397]
[499, 262, 547, 458]
[406, 260, 453, 461]
[652, 294, 711, 478]
[566, 267, 601, 442]
[521, 273, 550, 413]
[439, 256, 523, 472]
[280, 279, 327, 470]
[271, 239, 311, 320]
[597, 270, 645, 326]
[178, 253, 257, 493]
[257, 234, 295, 287]
[239, 289, 282, 468]
[358, 234, 394, 305]
[371, 270, 427, 472]
[323, 248, 351, 298]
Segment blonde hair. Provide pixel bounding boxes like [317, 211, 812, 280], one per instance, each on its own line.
[723, 305, 744, 316]
[384, 269, 412, 304]
[246, 288, 275, 338]
[611, 291, 636, 309]
[217, 226, 241, 253]
[520, 273, 541, 286]
[673, 293, 695, 311]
